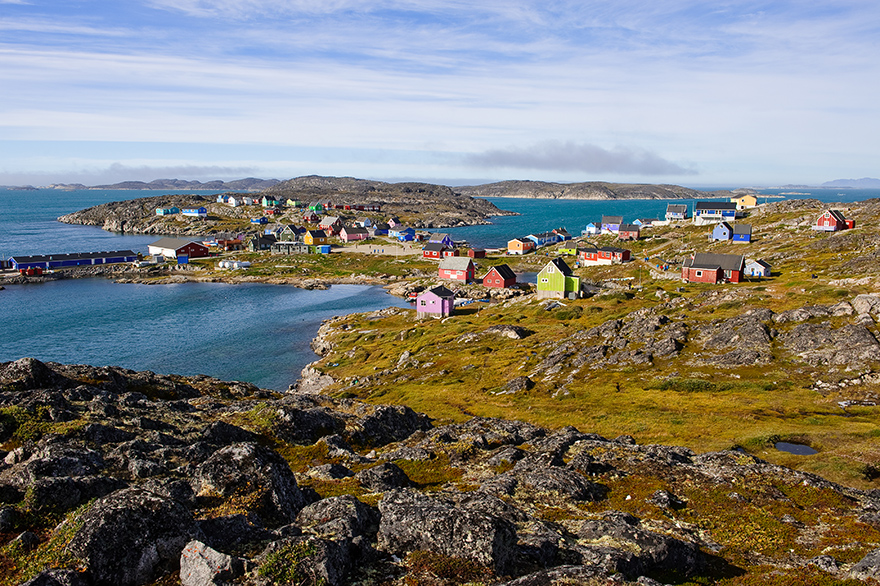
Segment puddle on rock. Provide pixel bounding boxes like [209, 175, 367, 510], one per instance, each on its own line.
[775, 441, 817, 455]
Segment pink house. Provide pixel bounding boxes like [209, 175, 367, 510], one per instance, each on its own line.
[340, 225, 369, 242]
[416, 286, 455, 318]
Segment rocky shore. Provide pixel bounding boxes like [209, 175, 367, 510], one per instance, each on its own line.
[3, 357, 880, 586]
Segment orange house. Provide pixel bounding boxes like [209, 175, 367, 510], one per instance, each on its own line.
[507, 238, 535, 255]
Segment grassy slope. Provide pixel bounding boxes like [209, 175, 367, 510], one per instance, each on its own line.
[307, 199, 880, 491]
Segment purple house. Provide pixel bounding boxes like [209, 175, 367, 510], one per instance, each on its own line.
[415, 285, 455, 318]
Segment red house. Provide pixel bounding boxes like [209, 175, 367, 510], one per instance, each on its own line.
[422, 242, 448, 258]
[438, 257, 475, 282]
[482, 264, 517, 288]
[468, 248, 486, 258]
[681, 253, 745, 284]
[578, 246, 631, 266]
[815, 210, 854, 232]
[618, 224, 640, 241]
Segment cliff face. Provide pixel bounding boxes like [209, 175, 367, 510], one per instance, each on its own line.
[3, 358, 880, 586]
[455, 180, 731, 200]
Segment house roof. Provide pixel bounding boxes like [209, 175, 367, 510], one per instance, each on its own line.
[542, 257, 573, 276]
[824, 209, 847, 222]
[320, 216, 341, 225]
[439, 257, 475, 271]
[423, 242, 448, 252]
[429, 233, 451, 241]
[695, 201, 737, 211]
[715, 222, 732, 231]
[747, 259, 771, 268]
[372, 223, 390, 230]
[685, 253, 745, 271]
[423, 285, 455, 299]
[733, 224, 752, 235]
[619, 224, 640, 232]
[528, 231, 557, 239]
[598, 246, 629, 254]
[487, 264, 516, 280]
[666, 204, 688, 213]
[10, 250, 137, 263]
[307, 230, 327, 238]
[149, 237, 206, 250]
[602, 215, 623, 223]
[342, 225, 368, 235]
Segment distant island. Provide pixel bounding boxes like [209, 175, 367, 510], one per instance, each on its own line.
[2, 177, 282, 192]
[821, 177, 880, 189]
[454, 179, 737, 200]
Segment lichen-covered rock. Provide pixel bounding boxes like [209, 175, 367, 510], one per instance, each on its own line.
[355, 462, 411, 491]
[196, 514, 275, 552]
[257, 536, 350, 586]
[67, 487, 201, 586]
[377, 489, 518, 574]
[179, 540, 248, 586]
[19, 569, 90, 586]
[297, 494, 379, 543]
[849, 548, 880, 580]
[191, 443, 306, 527]
[347, 404, 432, 447]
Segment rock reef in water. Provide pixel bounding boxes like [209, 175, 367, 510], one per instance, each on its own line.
[2, 358, 880, 585]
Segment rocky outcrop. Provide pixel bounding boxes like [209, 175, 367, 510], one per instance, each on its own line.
[1, 359, 878, 585]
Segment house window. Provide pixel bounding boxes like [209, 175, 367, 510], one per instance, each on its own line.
[695, 271, 703, 277]
[420, 300, 426, 306]
[541, 278, 549, 283]
[548, 266, 554, 273]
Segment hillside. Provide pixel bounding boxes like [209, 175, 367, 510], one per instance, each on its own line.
[455, 180, 737, 200]
[2, 358, 880, 586]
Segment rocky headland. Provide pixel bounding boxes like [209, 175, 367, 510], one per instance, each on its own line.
[455, 180, 738, 200]
[3, 357, 880, 586]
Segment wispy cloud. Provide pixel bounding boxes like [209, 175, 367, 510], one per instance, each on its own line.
[462, 141, 696, 175]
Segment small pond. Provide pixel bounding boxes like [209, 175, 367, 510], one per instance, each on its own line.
[775, 442, 818, 455]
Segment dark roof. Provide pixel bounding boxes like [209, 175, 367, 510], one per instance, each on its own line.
[578, 246, 598, 253]
[748, 259, 771, 268]
[342, 225, 368, 235]
[423, 242, 448, 252]
[602, 215, 623, 223]
[10, 250, 137, 263]
[545, 257, 573, 276]
[307, 230, 327, 238]
[685, 253, 745, 271]
[487, 264, 516, 280]
[619, 224, 640, 231]
[372, 223, 390, 230]
[149, 237, 206, 250]
[425, 285, 455, 298]
[666, 204, 688, 213]
[733, 224, 752, 235]
[695, 201, 737, 211]
[529, 231, 557, 239]
[715, 222, 732, 231]
[429, 233, 451, 241]
[598, 246, 629, 254]
[825, 210, 847, 222]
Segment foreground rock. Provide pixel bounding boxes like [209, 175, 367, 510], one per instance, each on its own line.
[1, 359, 879, 585]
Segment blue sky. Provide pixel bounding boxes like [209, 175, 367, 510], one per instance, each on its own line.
[1, 0, 878, 187]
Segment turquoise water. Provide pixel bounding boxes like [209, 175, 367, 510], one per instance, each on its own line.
[0, 279, 409, 391]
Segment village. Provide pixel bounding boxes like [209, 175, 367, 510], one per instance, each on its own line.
[4, 193, 859, 314]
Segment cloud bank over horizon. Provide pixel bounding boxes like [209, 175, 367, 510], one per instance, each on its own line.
[1, 0, 878, 186]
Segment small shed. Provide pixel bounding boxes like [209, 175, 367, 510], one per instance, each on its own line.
[712, 222, 733, 241]
[732, 224, 752, 242]
[745, 259, 771, 277]
[468, 248, 486, 258]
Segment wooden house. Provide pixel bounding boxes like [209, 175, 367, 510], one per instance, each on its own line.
[618, 224, 640, 241]
[711, 222, 733, 241]
[468, 248, 486, 259]
[246, 235, 276, 251]
[483, 264, 517, 288]
[601, 215, 623, 234]
[302, 211, 319, 223]
[304, 230, 328, 245]
[442, 248, 460, 258]
[815, 210, 853, 232]
[422, 242, 448, 258]
[428, 233, 455, 248]
[319, 216, 343, 235]
[271, 241, 309, 255]
[308, 201, 325, 211]
[227, 196, 240, 207]
[507, 238, 535, 255]
[438, 257, 475, 282]
[634, 218, 656, 227]
[278, 224, 302, 241]
[731, 194, 758, 209]
[526, 232, 559, 248]
[261, 196, 280, 207]
[216, 239, 243, 252]
[732, 224, 752, 242]
[682, 253, 745, 283]
[250, 217, 268, 225]
[553, 227, 572, 241]
[340, 225, 369, 242]
[182, 207, 207, 218]
[694, 202, 736, 225]
[355, 217, 372, 228]
[369, 223, 390, 237]
[582, 222, 600, 236]
[156, 206, 179, 216]
[745, 259, 771, 277]
[537, 258, 580, 300]
[578, 246, 631, 266]
[148, 238, 210, 259]
[9, 250, 138, 271]
[416, 286, 455, 318]
[387, 216, 401, 228]
[665, 204, 689, 221]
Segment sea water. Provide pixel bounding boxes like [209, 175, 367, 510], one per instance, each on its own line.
[2, 186, 878, 389]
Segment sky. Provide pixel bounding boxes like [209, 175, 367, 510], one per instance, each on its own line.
[1, 0, 879, 188]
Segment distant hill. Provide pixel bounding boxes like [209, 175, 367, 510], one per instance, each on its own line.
[454, 180, 732, 200]
[29, 178, 282, 191]
[821, 178, 880, 188]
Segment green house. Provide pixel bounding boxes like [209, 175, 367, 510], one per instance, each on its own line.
[537, 258, 581, 300]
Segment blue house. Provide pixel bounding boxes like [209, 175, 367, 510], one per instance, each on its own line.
[694, 202, 736, 225]
[582, 222, 599, 236]
[732, 224, 752, 242]
[601, 215, 623, 233]
[390, 226, 416, 239]
[712, 222, 733, 241]
[10, 250, 138, 271]
[250, 217, 268, 225]
[525, 232, 559, 248]
[156, 206, 179, 216]
[428, 233, 455, 248]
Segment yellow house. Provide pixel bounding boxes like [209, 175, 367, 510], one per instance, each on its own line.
[304, 230, 328, 245]
[731, 194, 757, 210]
